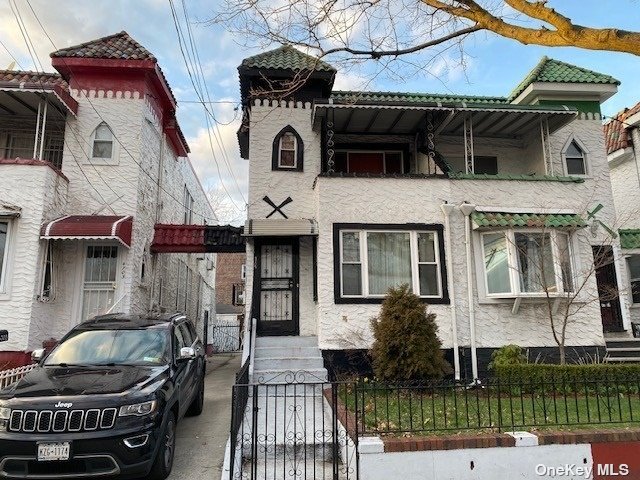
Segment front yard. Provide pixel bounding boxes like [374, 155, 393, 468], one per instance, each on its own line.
[340, 380, 640, 436]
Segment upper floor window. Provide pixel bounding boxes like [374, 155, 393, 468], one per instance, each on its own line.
[91, 123, 114, 161]
[272, 126, 303, 171]
[0, 220, 10, 293]
[334, 224, 448, 304]
[183, 186, 194, 224]
[481, 230, 574, 297]
[627, 255, 640, 304]
[334, 151, 403, 175]
[563, 140, 587, 176]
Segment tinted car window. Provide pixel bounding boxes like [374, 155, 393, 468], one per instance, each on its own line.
[180, 322, 194, 345]
[45, 328, 170, 366]
[174, 325, 188, 358]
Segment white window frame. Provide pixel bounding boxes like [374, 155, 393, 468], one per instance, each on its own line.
[338, 229, 442, 299]
[0, 218, 13, 296]
[625, 254, 640, 306]
[183, 186, 194, 224]
[278, 133, 298, 169]
[88, 122, 118, 165]
[336, 150, 405, 174]
[561, 136, 589, 177]
[479, 229, 576, 299]
[38, 240, 57, 302]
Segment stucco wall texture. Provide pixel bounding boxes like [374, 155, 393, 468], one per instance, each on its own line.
[0, 89, 215, 352]
[246, 102, 621, 352]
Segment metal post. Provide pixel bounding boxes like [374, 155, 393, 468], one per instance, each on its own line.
[426, 113, 436, 174]
[32, 100, 42, 159]
[251, 384, 259, 480]
[464, 114, 474, 174]
[540, 118, 552, 175]
[38, 100, 48, 161]
[326, 120, 335, 174]
[331, 383, 339, 480]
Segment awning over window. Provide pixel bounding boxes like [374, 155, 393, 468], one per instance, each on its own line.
[151, 224, 245, 253]
[244, 219, 318, 237]
[40, 215, 133, 247]
[472, 211, 586, 230]
[620, 230, 640, 249]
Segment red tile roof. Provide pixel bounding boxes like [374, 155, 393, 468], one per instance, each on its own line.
[0, 70, 67, 88]
[604, 102, 640, 154]
[151, 224, 207, 254]
[50, 31, 155, 61]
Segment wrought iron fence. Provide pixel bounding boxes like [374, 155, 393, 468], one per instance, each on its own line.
[354, 376, 640, 436]
[229, 380, 358, 480]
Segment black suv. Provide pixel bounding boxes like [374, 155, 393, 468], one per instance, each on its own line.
[0, 313, 206, 479]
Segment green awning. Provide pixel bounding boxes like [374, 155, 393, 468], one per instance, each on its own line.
[620, 230, 640, 249]
[472, 212, 586, 229]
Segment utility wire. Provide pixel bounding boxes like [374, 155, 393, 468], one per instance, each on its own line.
[25, 0, 219, 224]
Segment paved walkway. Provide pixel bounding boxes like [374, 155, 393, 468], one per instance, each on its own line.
[160, 352, 240, 480]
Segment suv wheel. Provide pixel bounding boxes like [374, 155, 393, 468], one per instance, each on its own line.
[186, 375, 205, 417]
[149, 411, 176, 480]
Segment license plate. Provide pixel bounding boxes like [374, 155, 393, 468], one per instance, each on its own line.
[37, 442, 70, 461]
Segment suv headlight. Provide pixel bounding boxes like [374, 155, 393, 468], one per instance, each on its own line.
[119, 400, 157, 417]
[0, 407, 11, 431]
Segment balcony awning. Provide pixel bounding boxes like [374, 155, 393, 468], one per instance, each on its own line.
[244, 219, 318, 237]
[151, 224, 245, 253]
[472, 211, 586, 230]
[41, 215, 133, 247]
[313, 102, 577, 138]
[0, 85, 78, 117]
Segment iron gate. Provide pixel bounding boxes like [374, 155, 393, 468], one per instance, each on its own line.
[212, 321, 241, 353]
[229, 378, 359, 480]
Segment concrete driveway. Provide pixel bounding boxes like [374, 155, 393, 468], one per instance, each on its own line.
[160, 353, 240, 480]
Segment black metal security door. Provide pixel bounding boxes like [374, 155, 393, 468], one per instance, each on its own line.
[254, 238, 299, 336]
[593, 245, 624, 332]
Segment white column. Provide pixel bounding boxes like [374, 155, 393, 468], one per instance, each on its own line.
[463, 114, 474, 174]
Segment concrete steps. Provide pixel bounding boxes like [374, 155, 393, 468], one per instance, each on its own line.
[605, 337, 640, 362]
[252, 336, 328, 385]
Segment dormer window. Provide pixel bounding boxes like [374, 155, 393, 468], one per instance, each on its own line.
[564, 140, 587, 176]
[272, 126, 303, 171]
[92, 123, 114, 160]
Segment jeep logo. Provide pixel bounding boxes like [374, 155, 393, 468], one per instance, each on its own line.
[55, 402, 73, 408]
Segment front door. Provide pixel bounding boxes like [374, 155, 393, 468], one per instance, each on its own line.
[593, 246, 624, 332]
[82, 245, 118, 320]
[253, 238, 299, 336]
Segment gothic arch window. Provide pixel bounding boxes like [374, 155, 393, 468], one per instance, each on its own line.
[561, 137, 589, 176]
[91, 122, 115, 163]
[272, 126, 303, 171]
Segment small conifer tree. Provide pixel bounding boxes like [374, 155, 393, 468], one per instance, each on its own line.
[370, 284, 451, 381]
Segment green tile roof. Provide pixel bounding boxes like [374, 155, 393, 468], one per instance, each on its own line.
[619, 229, 640, 249]
[472, 212, 587, 229]
[449, 173, 584, 183]
[240, 45, 336, 72]
[509, 57, 620, 100]
[331, 91, 507, 105]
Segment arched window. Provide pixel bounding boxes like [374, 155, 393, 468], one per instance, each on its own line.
[563, 139, 587, 175]
[272, 126, 303, 171]
[92, 123, 114, 160]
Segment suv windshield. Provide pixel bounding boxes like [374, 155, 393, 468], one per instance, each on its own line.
[44, 328, 170, 366]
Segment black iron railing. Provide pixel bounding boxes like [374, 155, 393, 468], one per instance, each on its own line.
[352, 376, 640, 436]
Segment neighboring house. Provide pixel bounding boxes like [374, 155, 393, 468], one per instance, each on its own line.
[239, 49, 627, 378]
[0, 31, 216, 367]
[215, 251, 247, 318]
[605, 104, 640, 329]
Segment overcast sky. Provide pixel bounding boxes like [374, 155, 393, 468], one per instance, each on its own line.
[1, 1, 638, 224]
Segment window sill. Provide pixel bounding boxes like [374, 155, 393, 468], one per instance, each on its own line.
[335, 296, 450, 305]
[83, 158, 119, 166]
[448, 173, 585, 183]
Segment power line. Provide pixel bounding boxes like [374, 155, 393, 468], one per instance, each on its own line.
[24, 0, 219, 225]
[168, 0, 247, 209]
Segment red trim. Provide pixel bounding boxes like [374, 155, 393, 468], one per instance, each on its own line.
[151, 224, 206, 254]
[52, 85, 79, 114]
[165, 119, 190, 157]
[592, 441, 638, 479]
[0, 351, 32, 369]
[0, 158, 69, 182]
[40, 215, 133, 247]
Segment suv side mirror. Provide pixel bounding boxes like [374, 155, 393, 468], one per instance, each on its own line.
[178, 347, 196, 361]
[31, 348, 45, 363]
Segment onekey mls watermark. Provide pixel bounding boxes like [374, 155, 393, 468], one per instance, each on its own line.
[536, 463, 629, 478]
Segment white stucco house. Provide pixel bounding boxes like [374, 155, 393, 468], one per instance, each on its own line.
[0, 32, 217, 368]
[606, 103, 640, 334]
[239, 48, 632, 379]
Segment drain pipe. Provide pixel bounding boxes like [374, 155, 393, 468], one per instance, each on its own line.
[459, 203, 478, 381]
[440, 203, 460, 380]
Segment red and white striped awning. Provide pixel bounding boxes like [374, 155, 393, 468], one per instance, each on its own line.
[40, 215, 133, 247]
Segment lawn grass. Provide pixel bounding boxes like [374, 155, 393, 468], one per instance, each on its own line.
[338, 382, 640, 436]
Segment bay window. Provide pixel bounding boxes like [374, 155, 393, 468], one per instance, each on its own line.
[481, 229, 575, 297]
[335, 224, 447, 303]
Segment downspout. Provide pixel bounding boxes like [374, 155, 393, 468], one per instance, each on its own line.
[459, 203, 478, 381]
[440, 203, 460, 380]
[149, 130, 166, 311]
